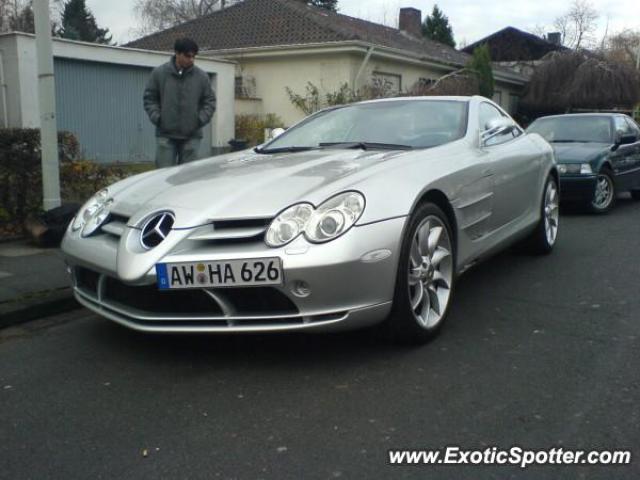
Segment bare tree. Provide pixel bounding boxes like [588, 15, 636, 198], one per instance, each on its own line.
[133, 0, 241, 36]
[0, 0, 62, 33]
[553, 0, 599, 49]
[603, 29, 640, 67]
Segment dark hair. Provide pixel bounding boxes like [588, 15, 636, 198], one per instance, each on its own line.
[174, 38, 199, 55]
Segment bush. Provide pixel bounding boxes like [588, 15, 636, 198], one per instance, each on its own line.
[0, 128, 149, 238]
[235, 113, 285, 146]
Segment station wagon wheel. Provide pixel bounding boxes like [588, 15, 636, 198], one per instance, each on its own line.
[591, 169, 615, 213]
[385, 202, 455, 344]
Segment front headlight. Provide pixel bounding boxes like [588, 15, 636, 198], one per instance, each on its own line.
[265, 192, 366, 247]
[305, 192, 365, 242]
[71, 189, 111, 235]
[558, 163, 592, 175]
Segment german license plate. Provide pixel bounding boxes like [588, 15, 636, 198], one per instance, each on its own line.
[156, 257, 283, 289]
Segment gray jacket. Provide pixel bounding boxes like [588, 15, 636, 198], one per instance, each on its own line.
[143, 57, 216, 140]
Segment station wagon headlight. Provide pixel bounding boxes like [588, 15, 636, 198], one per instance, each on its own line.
[558, 163, 592, 175]
[71, 189, 110, 233]
[265, 192, 365, 247]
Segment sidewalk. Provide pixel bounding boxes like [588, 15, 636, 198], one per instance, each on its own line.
[0, 240, 78, 329]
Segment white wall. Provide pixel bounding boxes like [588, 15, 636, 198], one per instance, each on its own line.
[228, 47, 525, 126]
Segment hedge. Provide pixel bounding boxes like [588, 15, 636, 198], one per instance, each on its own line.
[0, 128, 147, 238]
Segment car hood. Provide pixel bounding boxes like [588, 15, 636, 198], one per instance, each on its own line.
[551, 142, 609, 163]
[111, 148, 412, 228]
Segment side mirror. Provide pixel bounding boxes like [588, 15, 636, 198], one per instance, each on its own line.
[619, 133, 637, 145]
[265, 127, 285, 141]
[481, 117, 515, 146]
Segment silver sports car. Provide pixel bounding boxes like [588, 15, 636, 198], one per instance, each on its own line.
[62, 96, 559, 343]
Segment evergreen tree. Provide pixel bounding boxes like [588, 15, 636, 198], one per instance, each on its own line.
[305, 0, 338, 12]
[422, 5, 455, 48]
[466, 44, 494, 98]
[57, 0, 113, 44]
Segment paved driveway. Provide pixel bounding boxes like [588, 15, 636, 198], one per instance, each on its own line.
[1, 197, 639, 480]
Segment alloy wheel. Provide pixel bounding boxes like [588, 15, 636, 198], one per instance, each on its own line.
[544, 179, 559, 246]
[592, 174, 614, 210]
[407, 216, 453, 329]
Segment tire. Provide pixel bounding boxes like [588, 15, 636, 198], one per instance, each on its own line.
[590, 168, 616, 213]
[631, 189, 640, 201]
[525, 175, 560, 254]
[383, 203, 455, 344]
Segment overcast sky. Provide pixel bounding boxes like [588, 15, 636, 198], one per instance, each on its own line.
[86, 0, 639, 47]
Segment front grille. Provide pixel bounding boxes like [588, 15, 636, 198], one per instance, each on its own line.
[187, 218, 272, 244]
[100, 213, 130, 238]
[104, 278, 225, 315]
[76, 267, 100, 295]
[75, 267, 300, 319]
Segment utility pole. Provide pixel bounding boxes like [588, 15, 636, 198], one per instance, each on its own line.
[34, 0, 61, 210]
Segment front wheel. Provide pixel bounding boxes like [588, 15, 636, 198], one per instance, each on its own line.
[384, 203, 455, 344]
[525, 175, 559, 254]
[590, 169, 615, 213]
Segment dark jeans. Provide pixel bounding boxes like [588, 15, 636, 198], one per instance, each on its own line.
[155, 137, 201, 168]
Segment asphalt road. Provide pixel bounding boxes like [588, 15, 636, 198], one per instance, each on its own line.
[1, 196, 639, 480]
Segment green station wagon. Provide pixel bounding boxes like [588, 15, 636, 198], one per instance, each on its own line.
[527, 113, 640, 213]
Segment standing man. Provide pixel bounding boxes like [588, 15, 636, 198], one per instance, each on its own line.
[144, 38, 216, 168]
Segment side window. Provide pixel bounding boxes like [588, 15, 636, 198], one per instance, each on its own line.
[479, 103, 503, 130]
[614, 116, 631, 135]
[624, 117, 640, 140]
[479, 103, 517, 146]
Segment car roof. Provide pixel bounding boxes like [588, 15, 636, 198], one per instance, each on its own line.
[534, 113, 626, 121]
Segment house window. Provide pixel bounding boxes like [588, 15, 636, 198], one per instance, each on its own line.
[235, 75, 256, 98]
[509, 94, 519, 115]
[418, 77, 436, 87]
[371, 72, 402, 96]
[492, 90, 502, 106]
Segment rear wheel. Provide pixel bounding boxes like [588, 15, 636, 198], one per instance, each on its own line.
[590, 168, 615, 213]
[384, 203, 455, 344]
[631, 189, 640, 200]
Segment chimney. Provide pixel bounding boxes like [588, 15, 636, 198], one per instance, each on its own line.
[399, 7, 422, 38]
[546, 32, 561, 46]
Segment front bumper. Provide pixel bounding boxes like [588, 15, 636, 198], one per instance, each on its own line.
[558, 174, 597, 202]
[62, 217, 406, 333]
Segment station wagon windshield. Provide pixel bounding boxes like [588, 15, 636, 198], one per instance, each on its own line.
[528, 116, 613, 144]
[263, 100, 468, 151]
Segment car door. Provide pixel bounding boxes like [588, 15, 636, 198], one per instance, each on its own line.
[610, 116, 639, 190]
[479, 102, 542, 231]
[623, 117, 640, 189]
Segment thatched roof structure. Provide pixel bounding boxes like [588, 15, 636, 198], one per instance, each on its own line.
[406, 69, 480, 97]
[522, 50, 640, 113]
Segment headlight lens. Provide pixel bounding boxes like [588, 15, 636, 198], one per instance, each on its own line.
[265, 192, 365, 247]
[558, 163, 592, 175]
[305, 192, 365, 242]
[265, 203, 314, 247]
[71, 189, 110, 234]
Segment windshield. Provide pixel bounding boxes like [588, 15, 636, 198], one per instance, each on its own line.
[527, 116, 613, 143]
[264, 100, 468, 151]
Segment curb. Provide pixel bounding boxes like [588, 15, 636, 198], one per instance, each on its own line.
[0, 287, 80, 330]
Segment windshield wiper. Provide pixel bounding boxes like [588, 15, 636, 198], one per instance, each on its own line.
[319, 142, 413, 150]
[254, 146, 317, 154]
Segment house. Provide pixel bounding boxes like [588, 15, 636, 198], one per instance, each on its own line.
[0, 32, 236, 162]
[127, 0, 528, 126]
[462, 26, 567, 78]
